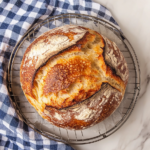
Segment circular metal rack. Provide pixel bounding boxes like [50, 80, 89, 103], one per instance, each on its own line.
[7, 13, 140, 145]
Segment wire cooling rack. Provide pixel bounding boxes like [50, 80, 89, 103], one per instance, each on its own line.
[7, 13, 140, 145]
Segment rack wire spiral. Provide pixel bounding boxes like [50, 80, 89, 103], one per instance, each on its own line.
[7, 13, 140, 145]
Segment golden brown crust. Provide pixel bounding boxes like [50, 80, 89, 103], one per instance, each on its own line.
[43, 56, 91, 94]
[20, 25, 88, 97]
[20, 25, 128, 130]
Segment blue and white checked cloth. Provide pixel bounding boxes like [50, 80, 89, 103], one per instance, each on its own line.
[0, 0, 118, 149]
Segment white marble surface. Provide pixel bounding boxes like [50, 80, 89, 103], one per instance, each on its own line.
[73, 0, 150, 150]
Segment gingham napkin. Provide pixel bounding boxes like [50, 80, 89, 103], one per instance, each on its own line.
[0, 0, 118, 149]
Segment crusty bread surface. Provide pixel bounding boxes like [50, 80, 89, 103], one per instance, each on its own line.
[20, 25, 128, 130]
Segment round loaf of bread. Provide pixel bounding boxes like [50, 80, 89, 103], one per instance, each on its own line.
[20, 25, 128, 130]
